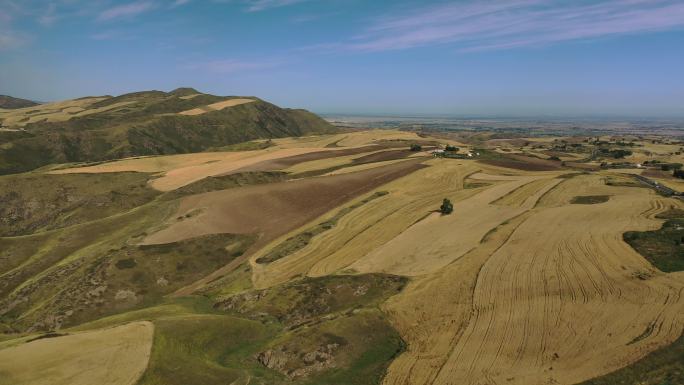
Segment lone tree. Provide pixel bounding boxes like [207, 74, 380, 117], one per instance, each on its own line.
[440, 198, 453, 215]
[410, 144, 422, 152]
[445, 145, 459, 152]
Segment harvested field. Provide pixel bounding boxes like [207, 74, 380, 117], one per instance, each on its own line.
[148, 147, 348, 191]
[178, 98, 255, 115]
[348, 174, 560, 276]
[51, 147, 364, 191]
[381, 173, 684, 385]
[248, 159, 684, 384]
[0, 322, 153, 385]
[492, 177, 563, 207]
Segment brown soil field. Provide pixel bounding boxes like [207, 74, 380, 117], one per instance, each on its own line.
[0, 322, 153, 385]
[481, 154, 562, 171]
[351, 148, 415, 163]
[178, 98, 255, 115]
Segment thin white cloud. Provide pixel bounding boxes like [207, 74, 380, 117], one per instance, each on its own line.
[171, 0, 191, 8]
[90, 30, 131, 40]
[183, 58, 280, 73]
[97, 1, 156, 21]
[323, 0, 684, 52]
[0, 30, 27, 50]
[245, 0, 308, 12]
[37, 3, 58, 26]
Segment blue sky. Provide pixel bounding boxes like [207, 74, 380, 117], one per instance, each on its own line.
[1, 0, 684, 117]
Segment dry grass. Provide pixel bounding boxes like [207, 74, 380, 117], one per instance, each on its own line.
[0, 97, 112, 127]
[0, 322, 153, 385]
[178, 98, 255, 115]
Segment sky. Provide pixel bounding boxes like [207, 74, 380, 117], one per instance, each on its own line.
[1, 0, 684, 117]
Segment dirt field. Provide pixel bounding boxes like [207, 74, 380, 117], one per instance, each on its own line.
[0, 322, 153, 385]
[480, 153, 562, 171]
[178, 98, 255, 115]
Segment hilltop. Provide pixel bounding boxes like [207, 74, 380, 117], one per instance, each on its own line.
[0, 88, 335, 174]
[0, 95, 39, 110]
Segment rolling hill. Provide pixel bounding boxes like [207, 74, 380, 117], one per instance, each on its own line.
[0, 88, 336, 175]
[0, 95, 39, 110]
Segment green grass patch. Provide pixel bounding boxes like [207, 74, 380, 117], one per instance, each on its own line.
[256, 191, 389, 264]
[570, 195, 610, 204]
[215, 273, 406, 328]
[624, 215, 684, 272]
[138, 314, 281, 385]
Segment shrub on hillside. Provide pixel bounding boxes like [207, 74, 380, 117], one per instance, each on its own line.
[410, 144, 422, 152]
[440, 198, 453, 215]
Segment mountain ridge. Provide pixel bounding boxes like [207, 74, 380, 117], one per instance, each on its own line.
[0, 95, 40, 109]
[0, 89, 336, 175]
